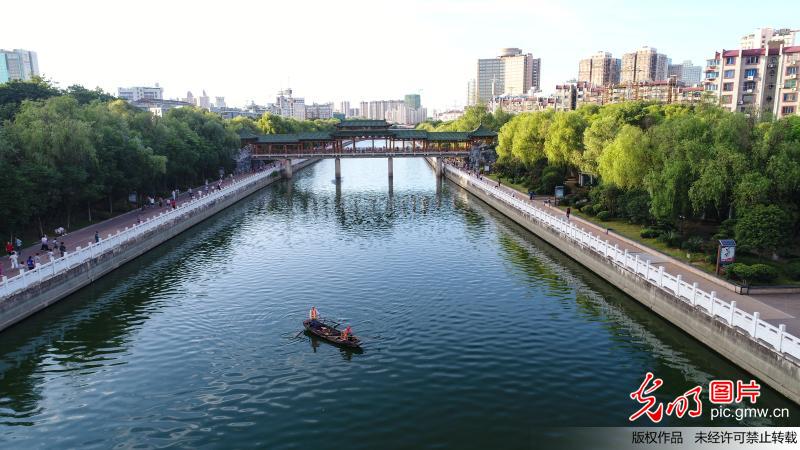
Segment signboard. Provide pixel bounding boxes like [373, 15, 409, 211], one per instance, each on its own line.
[128, 192, 137, 204]
[716, 239, 736, 275]
[719, 239, 736, 264]
[554, 186, 565, 199]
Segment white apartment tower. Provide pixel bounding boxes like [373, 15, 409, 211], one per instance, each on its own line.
[741, 28, 797, 49]
[474, 48, 541, 104]
[703, 45, 800, 118]
[117, 84, 164, 102]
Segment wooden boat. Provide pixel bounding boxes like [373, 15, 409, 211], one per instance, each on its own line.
[303, 318, 361, 349]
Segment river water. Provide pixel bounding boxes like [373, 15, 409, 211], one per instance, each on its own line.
[0, 158, 796, 448]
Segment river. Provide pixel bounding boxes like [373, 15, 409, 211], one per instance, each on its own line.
[0, 158, 796, 448]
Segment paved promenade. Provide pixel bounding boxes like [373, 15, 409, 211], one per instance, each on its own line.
[2, 163, 281, 281]
[451, 164, 800, 337]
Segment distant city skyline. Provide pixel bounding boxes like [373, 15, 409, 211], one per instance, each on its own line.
[2, 0, 796, 110]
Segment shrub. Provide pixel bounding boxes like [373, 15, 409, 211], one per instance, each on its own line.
[581, 204, 596, 216]
[596, 210, 612, 221]
[726, 263, 778, 284]
[705, 253, 717, 264]
[619, 189, 652, 224]
[640, 228, 660, 239]
[786, 261, 800, 281]
[680, 236, 704, 252]
[657, 230, 682, 247]
[735, 205, 793, 256]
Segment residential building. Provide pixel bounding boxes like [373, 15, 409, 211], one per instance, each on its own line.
[667, 60, 702, 86]
[305, 103, 334, 120]
[196, 90, 211, 110]
[488, 94, 551, 113]
[741, 28, 797, 49]
[183, 91, 195, 105]
[474, 48, 541, 103]
[117, 84, 164, 102]
[466, 79, 477, 106]
[129, 98, 194, 117]
[577, 51, 621, 86]
[360, 100, 404, 121]
[385, 104, 427, 125]
[435, 109, 464, 121]
[0, 48, 40, 83]
[703, 45, 800, 118]
[214, 97, 226, 108]
[275, 88, 306, 120]
[338, 101, 351, 117]
[620, 46, 669, 83]
[404, 94, 421, 109]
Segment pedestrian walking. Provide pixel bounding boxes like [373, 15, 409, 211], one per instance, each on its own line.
[41, 235, 49, 251]
[15, 237, 22, 253]
[47, 249, 55, 262]
[26, 255, 34, 270]
[5, 241, 13, 255]
[172, 189, 177, 201]
[9, 251, 19, 269]
[566, 207, 571, 221]
[59, 242, 66, 257]
[34, 253, 41, 266]
[94, 231, 100, 243]
[171, 199, 177, 209]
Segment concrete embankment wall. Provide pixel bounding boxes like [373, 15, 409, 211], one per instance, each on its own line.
[0, 159, 317, 333]
[433, 159, 800, 405]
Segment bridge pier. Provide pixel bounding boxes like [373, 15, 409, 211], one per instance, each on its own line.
[388, 157, 393, 178]
[283, 159, 293, 178]
[335, 157, 341, 180]
[435, 157, 443, 177]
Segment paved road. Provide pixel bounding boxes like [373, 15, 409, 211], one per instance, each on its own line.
[2, 163, 281, 281]
[451, 165, 800, 336]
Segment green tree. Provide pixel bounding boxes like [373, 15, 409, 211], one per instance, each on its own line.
[596, 125, 649, 189]
[735, 204, 793, 256]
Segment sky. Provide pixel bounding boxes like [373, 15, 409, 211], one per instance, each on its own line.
[2, 0, 796, 112]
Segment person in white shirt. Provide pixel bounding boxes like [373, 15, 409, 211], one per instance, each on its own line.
[9, 252, 19, 269]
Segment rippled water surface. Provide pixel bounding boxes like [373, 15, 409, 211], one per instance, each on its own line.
[0, 158, 797, 449]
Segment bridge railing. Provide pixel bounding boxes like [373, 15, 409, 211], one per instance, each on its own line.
[445, 163, 800, 362]
[253, 146, 470, 157]
[0, 163, 292, 300]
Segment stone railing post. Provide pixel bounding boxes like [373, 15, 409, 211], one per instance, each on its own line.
[778, 324, 786, 353]
[729, 300, 737, 325]
[752, 311, 760, 338]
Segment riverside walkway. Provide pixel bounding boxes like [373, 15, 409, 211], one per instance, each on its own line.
[443, 162, 800, 362]
[0, 161, 287, 291]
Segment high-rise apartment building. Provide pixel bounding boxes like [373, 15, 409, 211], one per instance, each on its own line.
[117, 84, 164, 102]
[358, 98, 425, 125]
[338, 101, 351, 117]
[473, 48, 541, 104]
[275, 89, 306, 120]
[577, 51, 621, 86]
[466, 79, 477, 106]
[404, 94, 421, 109]
[741, 28, 797, 49]
[667, 60, 702, 86]
[305, 103, 334, 120]
[703, 45, 800, 118]
[0, 48, 40, 83]
[620, 47, 669, 84]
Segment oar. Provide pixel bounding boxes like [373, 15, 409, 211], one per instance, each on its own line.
[294, 330, 304, 338]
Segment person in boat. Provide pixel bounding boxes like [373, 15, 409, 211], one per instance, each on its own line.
[341, 325, 353, 341]
[309, 306, 320, 327]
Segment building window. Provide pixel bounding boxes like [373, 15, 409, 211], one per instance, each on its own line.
[720, 95, 733, 104]
[705, 71, 719, 79]
[787, 66, 799, 75]
[786, 79, 798, 88]
[782, 106, 796, 114]
[744, 68, 758, 78]
[723, 82, 734, 91]
[705, 84, 718, 91]
[743, 81, 756, 92]
[706, 59, 719, 67]
[745, 56, 760, 64]
[724, 70, 735, 78]
[784, 93, 798, 102]
[725, 56, 736, 65]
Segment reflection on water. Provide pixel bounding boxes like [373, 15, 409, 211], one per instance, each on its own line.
[0, 158, 796, 449]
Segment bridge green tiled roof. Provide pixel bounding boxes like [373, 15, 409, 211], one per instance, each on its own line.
[336, 119, 389, 128]
[252, 127, 496, 144]
[427, 132, 472, 141]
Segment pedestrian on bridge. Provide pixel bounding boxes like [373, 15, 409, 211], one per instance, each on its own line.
[59, 242, 66, 257]
[95, 231, 100, 243]
[9, 251, 19, 269]
[40, 235, 49, 251]
[15, 237, 22, 254]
